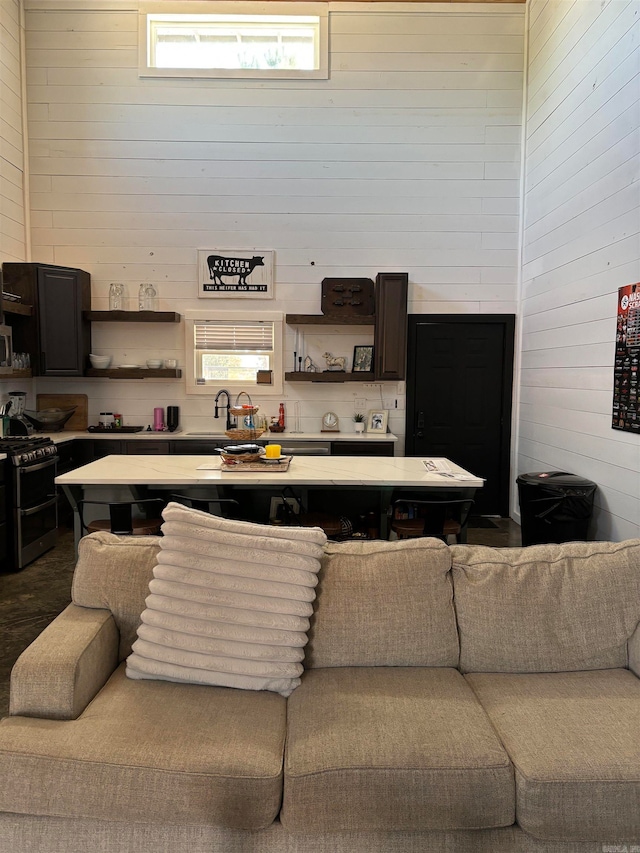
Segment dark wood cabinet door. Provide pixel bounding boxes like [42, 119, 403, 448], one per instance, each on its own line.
[37, 265, 91, 375]
[374, 272, 408, 381]
[331, 441, 395, 457]
[125, 441, 171, 454]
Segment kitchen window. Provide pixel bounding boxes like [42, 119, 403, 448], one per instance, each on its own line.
[139, 2, 328, 79]
[184, 311, 283, 395]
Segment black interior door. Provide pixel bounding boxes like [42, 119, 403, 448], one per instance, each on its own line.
[405, 315, 514, 516]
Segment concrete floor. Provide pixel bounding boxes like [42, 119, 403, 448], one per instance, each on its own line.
[0, 518, 521, 718]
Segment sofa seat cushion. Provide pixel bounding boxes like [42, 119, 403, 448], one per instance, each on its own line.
[282, 667, 514, 832]
[466, 669, 640, 842]
[0, 664, 285, 830]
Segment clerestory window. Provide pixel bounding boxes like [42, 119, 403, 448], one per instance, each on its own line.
[139, 3, 328, 79]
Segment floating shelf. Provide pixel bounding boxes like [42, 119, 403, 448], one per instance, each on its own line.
[3, 302, 33, 317]
[285, 371, 375, 383]
[84, 311, 181, 323]
[86, 368, 182, 379]
[285, 314, 374, 326]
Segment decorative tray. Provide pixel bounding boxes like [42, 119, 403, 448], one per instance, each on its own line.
[86, 425, 144, 433]
[220, 456, 291, 472]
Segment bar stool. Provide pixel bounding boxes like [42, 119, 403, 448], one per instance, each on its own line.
[169, 494, 241, 518]
[76, 498, 165, 536]
[390, 498, 474, 544]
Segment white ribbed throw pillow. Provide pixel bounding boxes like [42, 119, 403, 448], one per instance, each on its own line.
[126, 502, 327, 696]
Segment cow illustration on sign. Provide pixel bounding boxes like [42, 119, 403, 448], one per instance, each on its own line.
[198, 249, 274, 299]
[207, 254, 264, 287]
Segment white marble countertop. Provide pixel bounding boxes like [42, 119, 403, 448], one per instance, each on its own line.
[56, 455, 483, 488]
[46, 430, 397, 444]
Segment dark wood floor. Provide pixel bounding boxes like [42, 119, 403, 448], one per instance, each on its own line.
[0, 518, 521, 718]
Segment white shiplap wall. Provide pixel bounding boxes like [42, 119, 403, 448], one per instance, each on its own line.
[16, 1, 523, 447]
[518, 0, 640, 539]
[0, 0, 26, 262]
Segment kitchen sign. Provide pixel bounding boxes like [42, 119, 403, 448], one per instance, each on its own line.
[198, 249, 274, 299]
[612, 283, 640, 434]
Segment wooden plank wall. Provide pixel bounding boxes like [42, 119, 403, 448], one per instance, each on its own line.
[17, 1, 524, 447]
[0, 0, 26, 263]
[518, 0, 640, 538]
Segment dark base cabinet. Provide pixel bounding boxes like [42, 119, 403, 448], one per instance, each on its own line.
[0, 467, 7, 572]
[331, 441, 395, 457]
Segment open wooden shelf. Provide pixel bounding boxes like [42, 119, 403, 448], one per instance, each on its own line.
[3, 302, 33, 317]
[86, 368, 182, 379]
[84, 311, 181, 323]
[285, 371, 375, 383]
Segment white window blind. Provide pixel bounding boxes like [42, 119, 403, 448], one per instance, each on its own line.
[195, 321, 274, 352]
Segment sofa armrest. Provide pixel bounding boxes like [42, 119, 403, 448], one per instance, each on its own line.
[629, 622, 640, 678]
[9, 603, 119, 720]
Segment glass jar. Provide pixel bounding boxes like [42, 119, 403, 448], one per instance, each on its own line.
[108, 282, 124, 311]
[138, 283, 157, 312]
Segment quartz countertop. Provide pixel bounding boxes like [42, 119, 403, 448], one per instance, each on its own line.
[56, 454, 482, 488]
[45, 430, 398, 444]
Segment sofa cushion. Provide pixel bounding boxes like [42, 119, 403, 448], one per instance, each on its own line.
[305, 538, 458, 668]
[126, 502, 326, 696]
[451, 539, 640, 673]
[0, 664, 285, 830]
[282, 667, 514, 832]
[466, 670, 640, 842]
[72, 532, 161, 660]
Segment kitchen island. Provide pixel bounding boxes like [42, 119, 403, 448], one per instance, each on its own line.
[57, 454, 483, 542]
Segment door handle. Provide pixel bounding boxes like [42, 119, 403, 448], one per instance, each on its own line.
[416, 431, 424, 439]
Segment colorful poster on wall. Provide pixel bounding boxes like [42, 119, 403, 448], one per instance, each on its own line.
[612, 283, 640, 434]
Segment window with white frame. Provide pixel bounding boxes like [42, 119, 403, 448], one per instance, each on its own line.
[139, 2, 328, 79]
[185, 311, 283, 395]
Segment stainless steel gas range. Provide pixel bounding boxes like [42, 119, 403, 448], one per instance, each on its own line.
[0, 436, 58, 571]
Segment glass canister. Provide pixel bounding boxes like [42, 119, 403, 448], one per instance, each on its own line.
[138, 283, 157, 311]
[108, 282, 124, 311]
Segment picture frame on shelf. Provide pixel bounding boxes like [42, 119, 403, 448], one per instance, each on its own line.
[367, 409, 388, 433]
[352, 345, 374, 372]
[197, 249, 274, 298]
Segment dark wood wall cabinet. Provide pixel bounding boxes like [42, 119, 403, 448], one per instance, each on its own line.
[285, 271, 408, 383]
[3, 263, 91, 377]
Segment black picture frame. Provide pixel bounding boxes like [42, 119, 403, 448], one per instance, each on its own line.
[352, 345, 374, 372]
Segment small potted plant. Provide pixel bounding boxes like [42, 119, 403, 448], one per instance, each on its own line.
[353, 413, 365, 434]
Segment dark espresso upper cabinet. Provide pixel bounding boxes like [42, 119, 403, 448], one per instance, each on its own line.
[374, 272, 408, 381]
[3, 263, 91, 376]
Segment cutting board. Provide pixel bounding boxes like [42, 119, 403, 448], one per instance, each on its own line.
[36, 393, 89, 431]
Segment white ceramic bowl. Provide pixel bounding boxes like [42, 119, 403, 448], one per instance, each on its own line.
[89, 354, 112, 369]
[146, 359, 163, 369]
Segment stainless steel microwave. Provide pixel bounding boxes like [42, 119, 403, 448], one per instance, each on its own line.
[0, 324, 13, 373]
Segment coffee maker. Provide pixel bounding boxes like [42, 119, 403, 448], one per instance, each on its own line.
[7, 391, 33, 435]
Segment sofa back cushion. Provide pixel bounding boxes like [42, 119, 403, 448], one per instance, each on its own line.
[305, 538, 458, 668]
[72, 532, 161, 661]
[451, 539, 640, 673]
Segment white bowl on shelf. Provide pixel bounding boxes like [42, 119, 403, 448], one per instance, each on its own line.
[89, 354, 112, 369]
[146, 359, 163, 369]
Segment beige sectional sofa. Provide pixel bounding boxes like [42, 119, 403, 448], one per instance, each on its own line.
[0, 529, 639, 853]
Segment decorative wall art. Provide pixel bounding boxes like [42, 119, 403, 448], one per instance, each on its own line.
[367, 409, 388, 433]
[612, 283, 640, 434]
[352, 345, 374, 372]
[198, 249, 274, 298]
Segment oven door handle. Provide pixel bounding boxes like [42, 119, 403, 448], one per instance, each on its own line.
[17, 457, 57, 475]
[20, 496, 58, 517]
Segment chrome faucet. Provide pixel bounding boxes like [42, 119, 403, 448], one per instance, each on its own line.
[214, 389, 234, 430]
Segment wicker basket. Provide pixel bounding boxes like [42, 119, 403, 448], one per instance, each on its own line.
[224, 428, 265, 441]
[220, 451, 264, 464]
[229, 406, 260, 417]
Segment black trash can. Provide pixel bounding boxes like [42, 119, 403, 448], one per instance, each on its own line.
[517, 472, 597, 546]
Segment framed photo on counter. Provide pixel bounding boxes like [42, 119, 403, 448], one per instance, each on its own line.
[367, 409, 388, 433]
[352, 345, 373, 372]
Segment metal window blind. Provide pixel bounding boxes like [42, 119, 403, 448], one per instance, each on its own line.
[194, 321, 274, 351]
